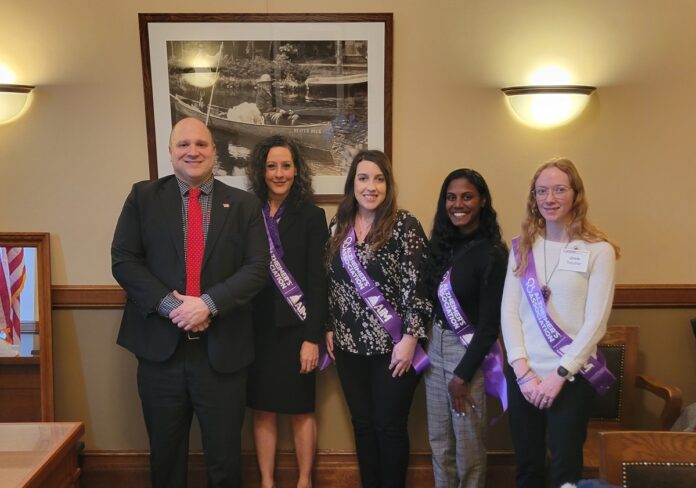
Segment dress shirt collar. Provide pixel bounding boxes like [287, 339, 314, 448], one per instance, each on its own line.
[176, 176, 214, 197]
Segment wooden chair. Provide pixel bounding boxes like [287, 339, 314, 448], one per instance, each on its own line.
[582, 325, 683, 476]
[599, 431, 696, 486]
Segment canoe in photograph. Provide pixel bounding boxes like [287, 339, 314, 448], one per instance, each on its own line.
[305, 73, 368, 87]
[170, 94, 333, 152]
[304, 73, 368, 99]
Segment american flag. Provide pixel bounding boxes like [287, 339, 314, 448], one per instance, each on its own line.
[0, 247, 26, 344]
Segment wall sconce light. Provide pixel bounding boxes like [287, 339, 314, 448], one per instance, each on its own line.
[0, 83, 35, 124]
[501, 84, 596, 129]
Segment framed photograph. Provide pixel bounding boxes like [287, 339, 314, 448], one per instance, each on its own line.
[139, 13, 393, 203]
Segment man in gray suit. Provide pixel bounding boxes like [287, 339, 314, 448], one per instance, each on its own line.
[112, 117, 269, 488]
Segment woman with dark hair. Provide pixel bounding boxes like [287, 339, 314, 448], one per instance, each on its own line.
[501, 157, 620, 488]
[423, 169, 508, 488]
[325, 150, 432, 488]
[246, 135, 328, 488]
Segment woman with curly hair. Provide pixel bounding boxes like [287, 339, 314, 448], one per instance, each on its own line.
[423, 168, 508, 488]
[246, 135, 328, 488]
[325, 150, 432, 488]
[501, 157, 620, 488]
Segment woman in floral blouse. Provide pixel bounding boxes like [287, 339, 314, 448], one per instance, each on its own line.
[325, 149, 432, 488]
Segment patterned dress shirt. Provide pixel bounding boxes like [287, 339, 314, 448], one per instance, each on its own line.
[157, 176, 219, 317]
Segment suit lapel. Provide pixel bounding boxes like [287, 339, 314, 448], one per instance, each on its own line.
[203, 180, 233, 269]
[159, 177, 185, 267]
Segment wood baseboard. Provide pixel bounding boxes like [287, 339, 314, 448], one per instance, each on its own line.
[51, 284, 696, 309]
[79, 450, 516, 488]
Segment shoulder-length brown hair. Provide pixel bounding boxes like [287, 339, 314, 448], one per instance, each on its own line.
[326, 150, 398, 263]
[515, 157, 620, 275]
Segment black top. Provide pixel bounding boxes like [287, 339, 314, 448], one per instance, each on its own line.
[433, 230, 507, 382]
[328, 210, 432, 355]
[251, 200, 329, 344]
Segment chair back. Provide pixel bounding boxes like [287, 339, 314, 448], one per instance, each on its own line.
[599, 431, 696, 486]
[583, 325, 639, 473]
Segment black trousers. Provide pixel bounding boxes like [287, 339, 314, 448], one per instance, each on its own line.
[335, 348, 420, 488]
[137, 334, 247, 488]
[505, 366, 596, 488]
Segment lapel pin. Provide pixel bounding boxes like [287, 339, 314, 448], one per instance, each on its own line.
[223, 203, 230, 208]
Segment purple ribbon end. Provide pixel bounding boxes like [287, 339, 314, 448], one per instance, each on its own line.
[318, 350, 332, 371]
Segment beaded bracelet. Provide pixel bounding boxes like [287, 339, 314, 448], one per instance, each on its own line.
[515, 368, 532, 381]
[516, 374, 537, 386]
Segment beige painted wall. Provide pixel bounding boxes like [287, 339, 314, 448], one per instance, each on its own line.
[2, 1, 696, 451]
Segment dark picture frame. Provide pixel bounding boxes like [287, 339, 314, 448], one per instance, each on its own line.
[138, 13, 393, 203]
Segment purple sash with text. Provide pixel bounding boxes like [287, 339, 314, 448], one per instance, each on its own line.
[512, 237, 615, 395]
[437, 268, 508, 411]
[262, 205, 332, 370]
[340, 228, 430, 373]
[262, 205, 307, 322]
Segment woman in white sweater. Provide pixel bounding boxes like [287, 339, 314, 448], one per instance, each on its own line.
[501, 157, 620, 488]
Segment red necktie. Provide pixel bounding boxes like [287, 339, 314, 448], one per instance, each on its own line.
[186, 187, 204, 296]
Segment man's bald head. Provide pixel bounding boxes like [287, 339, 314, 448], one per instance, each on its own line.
[168, 117, 216, 187]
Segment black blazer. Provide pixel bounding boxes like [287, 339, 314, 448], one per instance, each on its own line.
[112, 176, 270, 373]
[252, 200, 328, 343]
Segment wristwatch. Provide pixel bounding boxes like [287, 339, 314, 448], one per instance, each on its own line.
[557, 366, 575, 382]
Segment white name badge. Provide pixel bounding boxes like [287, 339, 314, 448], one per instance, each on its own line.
[558, 249, 590, 272]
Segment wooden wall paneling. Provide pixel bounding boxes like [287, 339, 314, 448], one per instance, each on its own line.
[51, 285, 696, 309]
[0, 357, 41, 422]
[51, 285, 125, 309]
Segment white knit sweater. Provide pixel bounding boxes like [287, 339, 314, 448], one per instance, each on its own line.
[501, 237, 616, 378]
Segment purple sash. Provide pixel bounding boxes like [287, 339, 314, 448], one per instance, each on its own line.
[317, 342, 332, 370]
[437, 268, 508, 411]
[262, 204, 306, 322]
[340, 228, 430, 373]
[263, 205, 333, 371]
[512, 237, 615, 395]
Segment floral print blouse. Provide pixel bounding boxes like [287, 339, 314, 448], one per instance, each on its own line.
[328, 210, 433, 355]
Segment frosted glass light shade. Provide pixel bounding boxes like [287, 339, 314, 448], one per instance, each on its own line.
[502, 85, 595, 129]
[0, 84, 34, 124]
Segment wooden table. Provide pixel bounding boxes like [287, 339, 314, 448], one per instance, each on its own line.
[0, 422, 84, 487]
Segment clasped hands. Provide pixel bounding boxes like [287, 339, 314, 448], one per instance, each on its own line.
[169, 290, 211, 333]
[519, 372, 565, 409]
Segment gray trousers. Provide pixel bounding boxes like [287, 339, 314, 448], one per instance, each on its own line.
[425, 321, 487, 488]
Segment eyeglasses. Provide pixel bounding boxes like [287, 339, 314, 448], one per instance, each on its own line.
[531, 186, 572, 199]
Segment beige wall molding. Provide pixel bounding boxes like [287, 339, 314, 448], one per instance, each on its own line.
[79, 450, 515, 487]
[52, 284, 696, 309]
